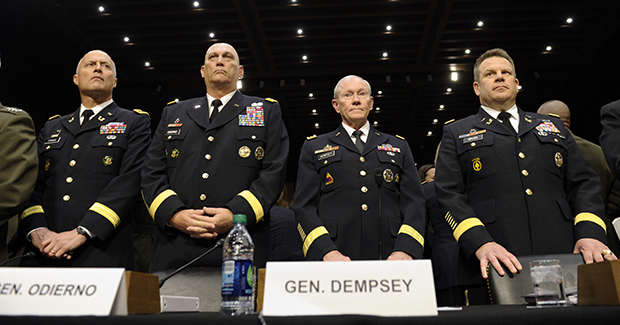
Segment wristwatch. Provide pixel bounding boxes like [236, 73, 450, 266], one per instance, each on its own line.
[76, 226, 92, 240]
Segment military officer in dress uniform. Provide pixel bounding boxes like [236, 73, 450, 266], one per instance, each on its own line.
[293, 75, 426, 261]
[434, 48, 615, 304]
[0, 52, 38, 262]
[19, 50, 152, 268]
[141, 43, 289, 271]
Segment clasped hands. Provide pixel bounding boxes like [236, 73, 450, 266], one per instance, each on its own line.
[30, 227, 87, 260]
[168, 207, 234, 239]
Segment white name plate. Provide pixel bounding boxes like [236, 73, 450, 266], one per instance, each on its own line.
[0, 267, 127, 316]
[262, 260, 437, 317]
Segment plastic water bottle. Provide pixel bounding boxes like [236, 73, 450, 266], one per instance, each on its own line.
[220, 214, 254, 316]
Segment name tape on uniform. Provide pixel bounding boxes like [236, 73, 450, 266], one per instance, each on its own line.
[262, 260, 437, 317]
[0, 267, 127, 316]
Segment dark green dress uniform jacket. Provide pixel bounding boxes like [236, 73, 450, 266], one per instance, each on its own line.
[0, 104, 37, 221]
[19, 103, 152, 268]
[435, 107, 607, 276]
[293, 124, 426, 261]
[141, 91, 289, 272]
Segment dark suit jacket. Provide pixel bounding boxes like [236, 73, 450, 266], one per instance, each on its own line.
[435, 107, 606, 268]
[141, 91, 289, 271]
[20, 102, 152, 268]
[293, 124, 426, 260]
[600, 99, 620, 177]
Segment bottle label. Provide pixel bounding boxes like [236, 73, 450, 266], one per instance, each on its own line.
[221, 259, 253, 297]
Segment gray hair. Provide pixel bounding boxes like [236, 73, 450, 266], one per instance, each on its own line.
[473, 48, 516, 83]
[333, 75, 372, 99]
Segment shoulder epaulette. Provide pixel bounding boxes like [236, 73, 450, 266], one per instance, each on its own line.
[548, 113, 561, 118]
[48, 115, 61, 121]
[444, 119, 455, 125]
[133, 109, 151, 119]
[421, 180, 428, 185]
[306, 134, 317, 140]
[1, 106, 23, 113]
[396, 135, 405, 140]
[167, 100, 179, 106]
[265, 98, 278, 103]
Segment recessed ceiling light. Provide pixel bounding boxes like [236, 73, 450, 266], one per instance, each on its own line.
[465, 49, 471, 54]
[446, 88, 452, 92]
[123, 37, 130, 42]
[439, 104, 445, 109]
[377, 91, 383, 95]
[315, 123, 319, 128]
[237, 80, 242, 89]
[144, 62, 151, 67]
[193, 1, 200, 7]
[209, 32, 215, 38]
[98, 6, 105, 12]
[433, 119, 438, 124]
[373, 121, 378, 125]
[427, 131, 433, 136]
[386, 25, 392, 31]
[309, 93, 313, 97]
[451, 72, 458, 81]
[477, 21, 484, 27]
[546, 46, 552, 51]
[375, 107, 380, 111]
[518, 85, 523, 90]
[297, 29, 303, 35]
[566, 18, 573, 24]
[382, 52, 388, 58]
[312, 109, 317, 114]
[302, 55, 307, 60]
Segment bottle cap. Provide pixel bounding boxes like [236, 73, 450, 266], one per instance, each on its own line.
[233, 214, 247, 224]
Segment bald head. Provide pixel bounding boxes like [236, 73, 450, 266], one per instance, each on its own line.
[538, 100, 571, 129]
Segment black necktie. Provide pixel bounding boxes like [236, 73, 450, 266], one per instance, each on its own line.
[210, 99, 222, 123]
[81, 109, 94, 127]
[498, 111, 516, 134]
[353, 130, 365, 153]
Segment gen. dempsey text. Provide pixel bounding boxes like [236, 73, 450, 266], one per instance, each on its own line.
[284, 279, 413, 294]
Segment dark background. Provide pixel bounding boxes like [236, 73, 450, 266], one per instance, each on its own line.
[1, 0, 619, 183]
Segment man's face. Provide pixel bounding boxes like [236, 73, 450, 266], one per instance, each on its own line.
[201, 43, 244, 91]
[332, 77, 374, 128]
[73, 50, 117, 95]
[473, 56, 519, 110]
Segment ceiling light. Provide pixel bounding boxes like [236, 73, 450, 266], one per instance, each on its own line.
[546, 46, 552, 51]
[446, 88, 452, 92]
[144, 62, 151, 67]
[312, 109, 317, 114]
[209, 32, 215, 38]
[123, 37, 130, 42]
[433, 119, 438, 124]
[439, 105, 445, 110]
[377, 91, 383, 95]
[566, 18, 573, 24]
[373, 121, 378, 125]
[314, 123, 319, 128]
[297, 29, 303, 35]
[98, 6, 105, 12]
[465, 49, 471, 54]
[237, 80, 242, 89]
[302, 55, 307, 60]
[427, 131, 433, 136]
[382, 52, 388, 58]
[386, 25, 392, 31]
[518, 85, 523, 90]
[309, 93, 313, 97]
[193, 1, 200, 7]
[451, 72, 458, 81]
[375, 107, 380, 111]
[477, 21, 484, 27]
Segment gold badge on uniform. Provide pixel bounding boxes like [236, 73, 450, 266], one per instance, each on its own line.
[239, 146, 251, 158]
[103, 156, 113, 166]
[472, 158, 482, 171]
[325, 172, 334, 186]
[255, 146, 265, 160]
[45, 159, 50, 172]
[171, 148, 179, 159]
[395, 174, 400, 183]
[555, 152, 563, 167]
[383, 169, 394, 183]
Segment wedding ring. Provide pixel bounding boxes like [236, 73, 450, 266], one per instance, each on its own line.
[50, 250, 56, 254]
[602, 249, 612, 256]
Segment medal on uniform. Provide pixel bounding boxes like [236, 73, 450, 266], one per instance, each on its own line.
[171, 148, 180, 159]
[255, 146, 265, 160]
[239, 146, 251, 158]
[472, 158, 482, 171]
[555, 152, 563, 167]
[325, 173, 334, 186]
[383, 169, 394, 183]
[45, 159, 51, 172]
[239, 103, 265, 126]
[103, 156, 113, 166]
